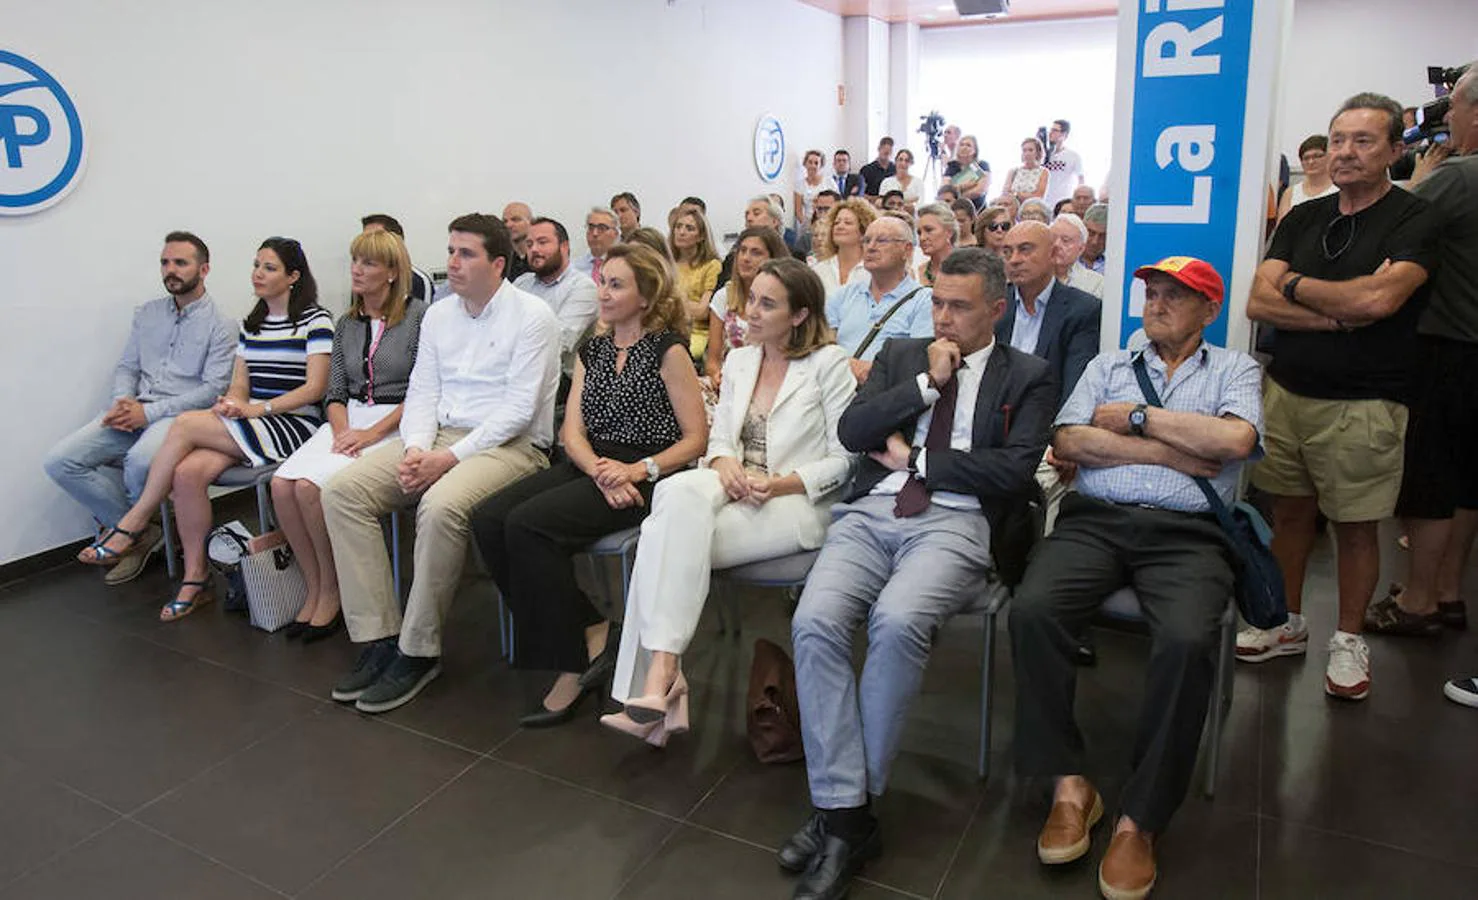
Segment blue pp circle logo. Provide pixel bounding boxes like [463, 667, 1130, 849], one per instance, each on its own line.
[0, 50, 86, 216]
[753, 115, 785, 183]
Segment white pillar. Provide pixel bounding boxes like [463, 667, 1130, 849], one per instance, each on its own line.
[842, 16, 889, 160]
[1101, 0, 1294, 351]
[887, 21, 920, 154]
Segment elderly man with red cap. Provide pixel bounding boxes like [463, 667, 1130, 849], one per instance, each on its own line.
[1008, 257, 1263, 900]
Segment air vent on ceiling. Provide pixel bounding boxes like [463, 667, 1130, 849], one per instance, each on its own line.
[955, 0, 1010, 15]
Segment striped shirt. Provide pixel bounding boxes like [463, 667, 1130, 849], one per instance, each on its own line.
[1055, 341, 1263, 511]
[237, 308, 335, 415]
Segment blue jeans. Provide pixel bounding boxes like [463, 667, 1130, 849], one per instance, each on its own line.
[792, 495, 992, 809]
[42, 414, 174, 526]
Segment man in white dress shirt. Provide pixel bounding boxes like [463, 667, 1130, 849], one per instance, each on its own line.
[514, 217, 598, 397]
[323, 213, 561, 714]
[1050, 213, 1105, 299]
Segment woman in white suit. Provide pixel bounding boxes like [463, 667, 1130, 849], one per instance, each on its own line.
[604, 258, 857, 746]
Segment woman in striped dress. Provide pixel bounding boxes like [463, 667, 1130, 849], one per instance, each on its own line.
[79, 237, 332, 622]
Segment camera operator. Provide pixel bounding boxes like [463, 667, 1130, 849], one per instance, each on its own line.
[1243, 92, 1441, 701]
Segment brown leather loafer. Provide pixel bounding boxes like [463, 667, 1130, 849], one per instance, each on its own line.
[1036, 789, 1103, 864]
[1098, 830, 1156, 900]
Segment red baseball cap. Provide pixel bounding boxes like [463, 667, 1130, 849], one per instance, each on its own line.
[1133, 256, 1225, 305]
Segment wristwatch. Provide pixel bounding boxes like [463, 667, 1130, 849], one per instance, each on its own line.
[1128, 404, 1149, 437]
[642, 457, 660, 482]
[263, 401, 273, 415]
[907, 447, 922, 474]
[1282, 274, 1305, 305]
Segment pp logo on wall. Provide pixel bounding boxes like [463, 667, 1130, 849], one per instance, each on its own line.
[0, 50, 86, 216]
[753, 115, 786, 183]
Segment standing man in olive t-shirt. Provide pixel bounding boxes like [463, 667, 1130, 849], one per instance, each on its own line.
[1244, 92, 1441, 702]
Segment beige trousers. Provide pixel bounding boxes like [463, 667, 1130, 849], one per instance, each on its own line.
[321, 429, 546, 657]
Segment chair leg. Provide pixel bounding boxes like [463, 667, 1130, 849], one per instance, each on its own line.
[979, 610, 997, 781]
[390, 510, 402, 602]
[1203, 616, 1235, 798]
[160, 502, 178, 579]
[255, 479, 273, 533]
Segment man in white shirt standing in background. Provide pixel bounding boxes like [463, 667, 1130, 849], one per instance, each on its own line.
[323, 213, 561, 715]
[1044, 119, 1085, 210]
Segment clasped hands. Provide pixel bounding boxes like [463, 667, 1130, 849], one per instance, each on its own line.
[591, 457, 646, 510]
[211, 395, 266, 420]
[101, 397, 148, 432]
[397, 447, 458, 493]
[330, 426, 379, 458]
[711, 457, 779, 506]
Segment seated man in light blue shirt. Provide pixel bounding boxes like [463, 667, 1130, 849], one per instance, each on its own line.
[1008, 257, 1262, 900]
[43, 231, 236, 584]
[824, 216, 933, 383]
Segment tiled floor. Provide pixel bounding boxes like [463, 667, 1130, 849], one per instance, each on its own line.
[2, 527, 1476, 899]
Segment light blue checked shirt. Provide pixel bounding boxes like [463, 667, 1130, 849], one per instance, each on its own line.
[825, 274, 934, 361]
[1055, 341, 1263, 512]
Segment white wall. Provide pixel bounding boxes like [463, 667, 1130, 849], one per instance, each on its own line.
[1276, 0, 1478, 161]
[918, 18, 1119, 191]
[0, 0, 844, 565]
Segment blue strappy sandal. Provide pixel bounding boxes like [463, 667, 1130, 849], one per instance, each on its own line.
[77, 525, 141, 566]
[159, 580, 214, 623]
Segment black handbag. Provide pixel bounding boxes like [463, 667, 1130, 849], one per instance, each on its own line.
[1131, 358, 1289, 630]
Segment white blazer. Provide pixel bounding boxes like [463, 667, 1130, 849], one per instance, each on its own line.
[706, 343, 856, 502]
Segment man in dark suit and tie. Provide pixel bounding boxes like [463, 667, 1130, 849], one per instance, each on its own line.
[998, 220, 1103, 536]
[831, 149, 863, 198]
[997, 221, 1102, 405]
[778, 247, 1057, 900]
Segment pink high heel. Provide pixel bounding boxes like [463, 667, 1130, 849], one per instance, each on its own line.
[599, 711, 670, 747]
[613, 671, 689, 745]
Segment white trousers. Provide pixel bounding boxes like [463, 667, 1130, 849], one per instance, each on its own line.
[611, 467, 831, 702]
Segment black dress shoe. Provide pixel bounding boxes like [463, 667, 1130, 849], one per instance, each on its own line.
[1438, 601, 1468, 631]
[519, 684, 595, 728]
[778, 812, 826, 873]
[1075, 641, 1098, 667]
[282, 621, 309, 640]
[300, 614, 344, 644]
[576, 623, 620, 690]
[793, 827, 882, 900]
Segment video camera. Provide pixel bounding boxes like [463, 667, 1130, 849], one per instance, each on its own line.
[1404, 63, 1471, 146]
[919, 110, 945, 159]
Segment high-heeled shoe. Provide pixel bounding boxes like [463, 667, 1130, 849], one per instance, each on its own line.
[599, 710, 671, 748]
[519, 681, 598, 728]
[282, 621, 309, 640]
[300, 613, 344, 644]
[623, 671, 689, 735]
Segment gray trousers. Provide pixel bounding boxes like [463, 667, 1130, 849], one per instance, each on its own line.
[793, 495, 992, 809]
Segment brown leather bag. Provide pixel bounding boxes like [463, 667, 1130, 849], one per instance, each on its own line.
[747, 638, 805, 763]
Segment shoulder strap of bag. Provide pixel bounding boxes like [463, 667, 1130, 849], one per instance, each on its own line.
[852, 287, 926, 360]
[1130, 356, 1238, 532]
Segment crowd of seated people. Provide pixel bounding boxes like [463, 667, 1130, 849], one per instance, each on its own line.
[42, 77, 1478, 900]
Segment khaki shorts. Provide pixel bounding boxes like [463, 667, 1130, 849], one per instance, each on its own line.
[1250, 377, 1407, 522]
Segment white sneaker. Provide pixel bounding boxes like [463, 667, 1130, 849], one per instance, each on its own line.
[1325, 632, 1371, 700]
[1236, 620, 1309, 663]
[1442, 677, 1478, 709]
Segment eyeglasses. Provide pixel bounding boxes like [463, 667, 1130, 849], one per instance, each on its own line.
[986, 222, 1012, 233]
[1322, 213, 1357, 261]
[861, 237, 911, 248]
[586, 223, 614, 233]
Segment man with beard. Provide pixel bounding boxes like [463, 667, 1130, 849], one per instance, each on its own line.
[514, 217, 598, 403]
[502, 201, 535, 280]
[44, 231, 236, 584]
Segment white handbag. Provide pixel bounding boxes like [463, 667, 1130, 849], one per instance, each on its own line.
[238, 530, 308, 632]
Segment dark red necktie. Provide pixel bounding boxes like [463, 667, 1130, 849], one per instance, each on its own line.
[894, 372, 959, 517]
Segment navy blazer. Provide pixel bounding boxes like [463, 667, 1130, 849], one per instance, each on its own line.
[994, 281, 1101, 407]
[837, 338, 1057, 535]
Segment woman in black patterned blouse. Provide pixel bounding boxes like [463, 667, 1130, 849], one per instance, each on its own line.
[470, 243, 708, 728]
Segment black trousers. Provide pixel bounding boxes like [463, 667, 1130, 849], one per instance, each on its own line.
[469, 459, 653, 674]
[1009, 493, 1233, 834]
